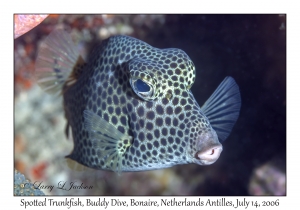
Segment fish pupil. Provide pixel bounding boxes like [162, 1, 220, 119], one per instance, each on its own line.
[135, 79, 150, 92]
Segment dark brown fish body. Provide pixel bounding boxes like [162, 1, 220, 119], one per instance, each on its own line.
[35, 30, 241, 173]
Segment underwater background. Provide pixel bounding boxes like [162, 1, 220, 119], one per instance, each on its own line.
[14, 14, 286, 195]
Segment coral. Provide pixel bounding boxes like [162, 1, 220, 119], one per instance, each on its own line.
[14, 15, 48, 39]
[14, 169, 45, 196]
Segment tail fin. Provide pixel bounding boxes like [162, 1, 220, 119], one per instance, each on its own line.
[35, 29, 84, 95]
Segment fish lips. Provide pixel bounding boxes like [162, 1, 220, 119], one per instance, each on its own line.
[193, 131, 223, 165]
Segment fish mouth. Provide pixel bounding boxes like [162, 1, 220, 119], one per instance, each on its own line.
[194, 143, 223, 165]
[192, 130, 223, 165]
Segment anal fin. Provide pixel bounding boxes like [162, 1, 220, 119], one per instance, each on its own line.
[65, 158, 89, 171]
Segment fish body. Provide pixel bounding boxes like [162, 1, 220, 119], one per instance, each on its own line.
[35, 29, 241, 173]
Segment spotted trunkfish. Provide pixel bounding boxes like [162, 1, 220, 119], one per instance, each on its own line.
[35, 29, 241, 174]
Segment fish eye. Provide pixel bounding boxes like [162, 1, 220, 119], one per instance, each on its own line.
[130, 78, 154, 100]
[136, 79, 150, 92]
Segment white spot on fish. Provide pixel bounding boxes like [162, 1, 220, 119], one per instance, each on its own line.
[96, 81, 102, 87]
[108, 70, 114, 78]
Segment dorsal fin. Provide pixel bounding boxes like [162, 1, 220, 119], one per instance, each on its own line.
[35, 29, 86, 95]
[201, 76, 241, 142]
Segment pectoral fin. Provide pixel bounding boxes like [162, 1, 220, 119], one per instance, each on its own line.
[83, 110, 132, 174]
[201, 76, 241, 142]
